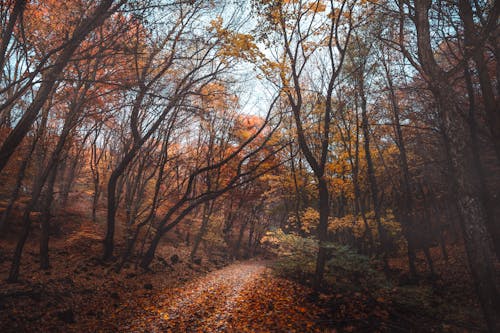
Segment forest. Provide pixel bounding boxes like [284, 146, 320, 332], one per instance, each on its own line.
[0, 0, 498, 332]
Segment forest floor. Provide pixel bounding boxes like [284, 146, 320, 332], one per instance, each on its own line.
[0, 214, 326, 333]
[0, 233, 488, 333]
[0, 205, 490, 332]
[122, 260, 325, 332]
[0, 238, 324, 332]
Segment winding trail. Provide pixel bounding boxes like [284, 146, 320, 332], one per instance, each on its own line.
[160, 260, 268, 331]
[123, 260, 322, 332]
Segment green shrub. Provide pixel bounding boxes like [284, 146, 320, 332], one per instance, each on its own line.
[325, 243, 388, 292]
[262, 229, 388, 291]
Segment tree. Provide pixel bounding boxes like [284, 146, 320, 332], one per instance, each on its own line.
[400, 1, 500, 330]
[139, 102, 285, 269]
[255, 0, 355, 288]
[103, 1, 230, 260]
[348, 34, 392, 272]
[0, 0, 125, 173]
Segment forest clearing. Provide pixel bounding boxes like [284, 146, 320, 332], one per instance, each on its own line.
[0, 0, 499, 332]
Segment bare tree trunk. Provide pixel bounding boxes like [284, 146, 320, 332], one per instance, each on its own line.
[247, 217, 256, 256]
[104, 147, 138, 260]
[340, 100, 374, 254]
[439, 227, 449, 261]
[420, 187, 436, 277]
[223, 198, 243, 247]
[463, 57, 500, 260]
[8, 152, 59, 281]
[190, 201, 214, 260]
[104, 98, 180, 260]
[91, 148, 101, 223]
[7, 94, 80, 281]
[40, 165, 58, 270]
[60, 148, 81, 207]
[383, 59, 418, 278]
[0, 97, 52, 231]
[140, 231, 162, 270]
[436, 87, 500, 332]
[313, 177, 330, 286]
[289, 143, 303, 233]
[0, 139, 35, 231]
[359, 76, 390, 273]
[458, 0, 500, 161]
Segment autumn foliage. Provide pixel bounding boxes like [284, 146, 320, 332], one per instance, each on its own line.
[0, 0, 499, 332]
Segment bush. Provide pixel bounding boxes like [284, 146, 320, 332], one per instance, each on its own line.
[262, 229, 388, 291]
[325, 243, 388, 292]
[261, 229, 318, 282]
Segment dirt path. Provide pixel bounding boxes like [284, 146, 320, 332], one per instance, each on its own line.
[123, 260, 323, 332]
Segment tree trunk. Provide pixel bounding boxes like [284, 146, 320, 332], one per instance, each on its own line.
[92, 169, 100, 223]
[458, 0, 500, 161]
[412, 2, 500, 330]
[0, 139, 35, 231]
[436, 85, 500, 331]
[463, 56, 500, 260]
[383, 59, 418, 278]
[346, 103, 374, 253]
[0, 0, 27, 72]
[190, 201, 214, 260]
[223, 198, 243, 247]
[289, 142, 303, 233]
[359, 76, 390, 272]
[8, 156, 57, 281]
[313, 177, 330, 289]
[7, 99, 78, 281]
[7, 210, 31, 282]
[104, 146, 139, 260]
[40, 165, 58, 270]
[104, 94, 178, 260]
[1, 92, 51, 231]
[235, 216, 250, 259]
[439, 227, 449, 261]
[60, 149, 80, 207]
[140, 232, 162, 270]
[247, 218, 256, 256]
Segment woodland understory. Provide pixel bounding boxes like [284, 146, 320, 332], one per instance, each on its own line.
[0, 0, 499, 332]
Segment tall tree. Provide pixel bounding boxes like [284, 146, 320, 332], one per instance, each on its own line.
[401, 1, 500, 330]
[255, 0, 355, 289]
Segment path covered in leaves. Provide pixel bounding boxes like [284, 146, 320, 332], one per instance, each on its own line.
[123, 260, 323, 332]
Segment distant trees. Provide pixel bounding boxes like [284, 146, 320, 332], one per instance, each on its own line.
[1, 0, 288, 281]
[102, 0, 222, 260]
